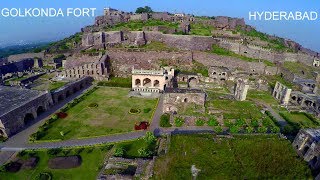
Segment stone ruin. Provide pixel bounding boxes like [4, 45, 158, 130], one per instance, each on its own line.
[162, 88, 206, 113]
[57, 54, 109, 81]
[0, 77, 93, 138]
[293, 129, 320, 172]
[272, 82, 292, 106]
[234, 78, 249, 101]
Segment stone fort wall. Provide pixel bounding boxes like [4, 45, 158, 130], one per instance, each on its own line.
[82, 30, 317, 67]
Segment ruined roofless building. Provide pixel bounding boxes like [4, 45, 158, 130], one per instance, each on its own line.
[132, 67, 174, 93]
[234, 78, 249, 101]
[272, 81, 292, 106]
[58, 54, 109, 81]
[293, 129, 320, 171]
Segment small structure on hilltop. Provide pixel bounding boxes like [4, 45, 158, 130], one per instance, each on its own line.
[272, 81, 292, 106]
[293, 129, 320, 172]
[234, 78, 249, 101]
[131, 67, 174, 93]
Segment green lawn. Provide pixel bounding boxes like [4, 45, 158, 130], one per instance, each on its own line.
[154, 134, 312, 179]
[280, 111, 319, 128]
[0, 146, 111, 180]
[49, 81, 67, 91]
[247, 90, 279, 105]
[37, 87, 157, 140]
[207, 99, 263, 119]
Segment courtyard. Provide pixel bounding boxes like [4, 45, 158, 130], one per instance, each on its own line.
[35, 87, 158, 141]
[153, 134, 312, 179]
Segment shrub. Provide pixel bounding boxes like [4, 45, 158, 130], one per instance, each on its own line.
[196, 119, 205, 126]
[138, 148, 152, 157]
[51, 114, 58, 121]
[229, 125, 240, 133]
[257, 126, 268, 133]
[214, 126, 223, 133]
[224, 120, 233, 128]
[114, 146, 125, 157]
[143, 108, 152, 113]
[160, 114, 171, 127]
[207, 116, 219, 126]
[250, 119, 259, 128]
[36, 172, 52, 180]
[143, 132, 156, 144]
[245, 126, 255, 133]
[271, 126, 280, 133]
[47, 148, 62, 156]
[174, 117, 184, 127]
[235, 118, 246, 126]
[88, 103, 98, 108]
[134, 121, 150, 130]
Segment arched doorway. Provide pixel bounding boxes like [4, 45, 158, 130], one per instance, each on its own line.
[188, 77, 197, 88]
[135, 79, 141, 86]
[66, 90, 72, 98]
[58, 94, 64, 102]
[154, 80, 160, 87]
[24, 113, 35, 125]
[37, 106, 45, 116]
[143, 78, 151, 87]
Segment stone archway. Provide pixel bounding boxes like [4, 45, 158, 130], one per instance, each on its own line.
[188, 77, 198, 88]
[24, 113, 35, 125]
[143, 78, 151, 87]
[66, 90, 72, 98]
[154, 80, 160, 87]
[37, 106, 45, 116]
[58, 94, 64, 102]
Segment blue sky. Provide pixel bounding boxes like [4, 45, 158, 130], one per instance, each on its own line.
[0, 0, 319, 52]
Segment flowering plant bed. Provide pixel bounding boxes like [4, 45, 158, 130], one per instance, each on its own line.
[129, 108, 141, 114]
[56, 112, 68, 119]
[134, 121, 150, 130]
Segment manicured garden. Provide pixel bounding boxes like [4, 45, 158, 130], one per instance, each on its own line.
[0, 145, 112, 180]
[32, 87, 157, 141]
[153, 134, 312, 179]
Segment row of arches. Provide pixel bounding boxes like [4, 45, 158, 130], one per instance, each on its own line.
[23, 105, 46, 126]
[291, 95, 320, 111]
[135, 78, 160, 88]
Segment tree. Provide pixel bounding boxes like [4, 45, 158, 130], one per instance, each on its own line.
[143, 131, 156, 144]
[135, 6, 153, 14]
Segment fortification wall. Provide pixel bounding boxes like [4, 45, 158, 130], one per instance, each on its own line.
[107, 49, 192, 77]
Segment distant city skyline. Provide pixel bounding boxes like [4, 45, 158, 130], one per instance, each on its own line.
[0, 0, 319, 52]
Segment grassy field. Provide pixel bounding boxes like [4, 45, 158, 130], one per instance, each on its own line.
[280, 111, 319, 128]
[207, 99, 263, 119]
[283, 61, 319, 79]
[154, 134, 312, 179]
[0, 146, 111, 180]
[38, 87, 157, 140]
[247, 90, 279, 105]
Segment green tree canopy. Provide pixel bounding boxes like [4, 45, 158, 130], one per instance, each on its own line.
[135, 6, 153, 14]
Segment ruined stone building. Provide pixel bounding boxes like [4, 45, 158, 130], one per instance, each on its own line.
[162, 88, 206, 113]
[132, 67, 174, 93]
[293, 129, 320, 171]
[234, 78, 249, 101]
[208, 66, 230, 82]
[272, 81, 292, 106]
[176, 72, 200, 88]
[0, 77, 93, 138]
[57, 54, 109, 80]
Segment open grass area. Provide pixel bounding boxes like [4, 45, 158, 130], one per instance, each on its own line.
[280, 111, 319, 128]
[0, 146, 111, 180]
[247, 90, 279, 105]
[265, 75, 295, 89]
[190, 23, 214, 36]
[154, 134, 312, 179]
[37, 87, 157, 140]
[283, 61, 319, 79]
[207, 99, 263, 120]
[104, 19, 179, 31]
